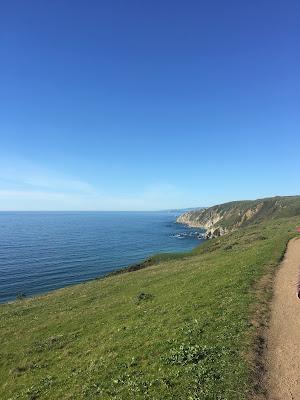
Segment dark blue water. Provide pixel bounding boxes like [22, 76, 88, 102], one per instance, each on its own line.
[0, 212, 205, 303]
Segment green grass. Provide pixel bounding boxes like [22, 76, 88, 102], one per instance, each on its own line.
[1, 217, 299, 399]
[181, 195, 300, 231]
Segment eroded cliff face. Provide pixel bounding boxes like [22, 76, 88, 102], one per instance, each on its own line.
[176, 202, 264, 239]
[176, 208, 230, 239]
[177, 196, 300, 239]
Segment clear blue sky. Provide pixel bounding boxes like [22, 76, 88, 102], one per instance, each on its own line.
[0, 1, 299, 210]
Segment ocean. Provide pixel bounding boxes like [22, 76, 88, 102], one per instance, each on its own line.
[0, 211, 204, 303]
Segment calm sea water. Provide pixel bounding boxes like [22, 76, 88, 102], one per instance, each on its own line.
[0, 211, 204, 303]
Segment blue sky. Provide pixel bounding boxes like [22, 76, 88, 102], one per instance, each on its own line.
[0, 1, 299, 210]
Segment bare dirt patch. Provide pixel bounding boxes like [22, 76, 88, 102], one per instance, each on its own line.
[266, 238, 300, 399]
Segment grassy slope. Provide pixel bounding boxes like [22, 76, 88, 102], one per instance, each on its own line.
[1, 217, 300, 400]
[180, 196, 300, 230]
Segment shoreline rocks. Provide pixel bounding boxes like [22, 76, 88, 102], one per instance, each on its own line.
[176, 196, 300, 239]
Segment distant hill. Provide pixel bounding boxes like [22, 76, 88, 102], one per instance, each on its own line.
[177, 196, 300, 238]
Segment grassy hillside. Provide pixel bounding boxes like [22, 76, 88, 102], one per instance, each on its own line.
[1, 216, 300, 399]
[177, 196, 300, 237]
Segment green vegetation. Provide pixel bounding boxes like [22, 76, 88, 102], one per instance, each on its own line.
[178, 196, 300, 234]
[1, 213, 299, 399]
[217, 195, 300, 228]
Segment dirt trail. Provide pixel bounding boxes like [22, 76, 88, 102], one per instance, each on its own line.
[266, 238, 300, 400]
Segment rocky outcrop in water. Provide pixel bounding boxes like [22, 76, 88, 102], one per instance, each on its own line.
[177, 208, 229, 239]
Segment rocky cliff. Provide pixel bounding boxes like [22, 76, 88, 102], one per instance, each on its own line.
[177, 196, 300, 239]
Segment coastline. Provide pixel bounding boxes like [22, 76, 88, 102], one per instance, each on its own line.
[1, 215, 299, 399]
[0, 213, 205, 304]
[2, 246, 204, 306]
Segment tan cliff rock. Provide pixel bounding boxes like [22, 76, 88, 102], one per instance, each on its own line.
[176, 196, 300, 239]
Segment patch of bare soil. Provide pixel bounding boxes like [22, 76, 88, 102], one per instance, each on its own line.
[266, 238, 300, 399]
